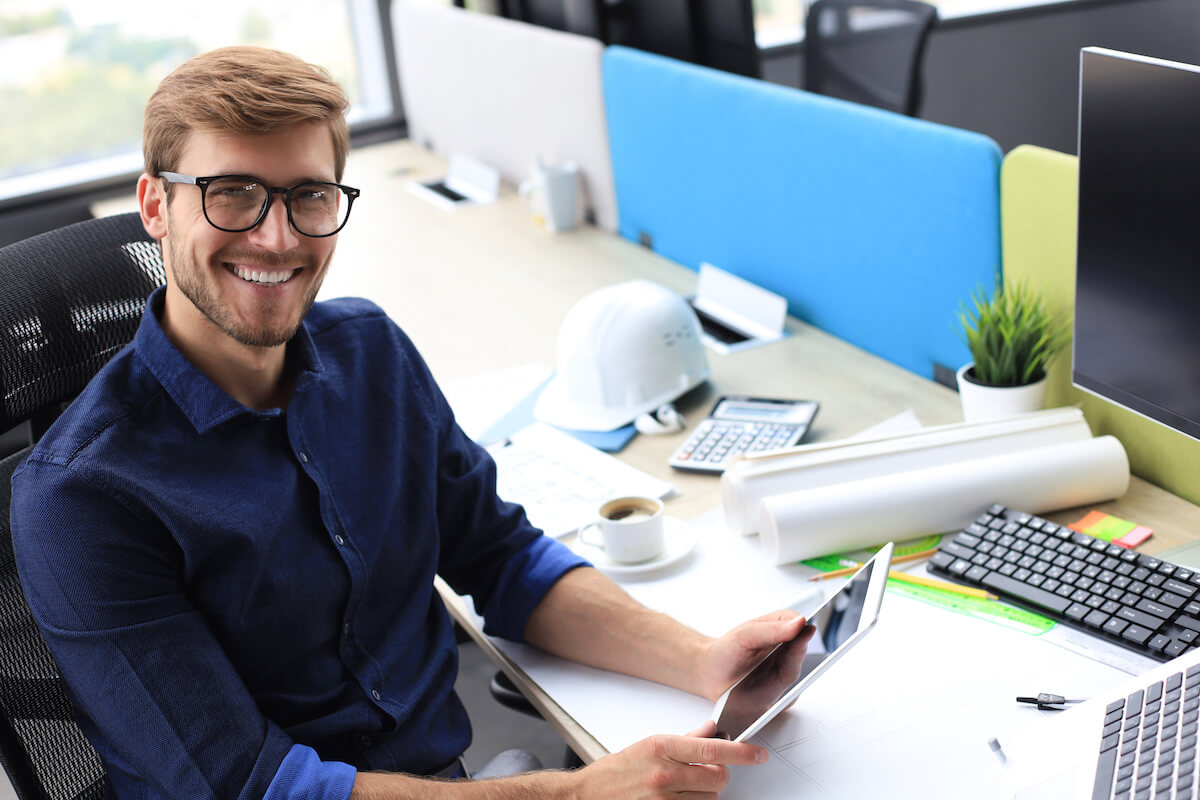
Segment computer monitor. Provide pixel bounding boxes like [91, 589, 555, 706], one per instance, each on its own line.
[1072, 47, 1200, 442]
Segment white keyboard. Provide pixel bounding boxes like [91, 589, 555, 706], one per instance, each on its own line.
[487, 423, 675, 539]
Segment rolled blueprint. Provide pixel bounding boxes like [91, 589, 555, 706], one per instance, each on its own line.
[722, 407, 1094, 535]
[757, 435, 1130, 566]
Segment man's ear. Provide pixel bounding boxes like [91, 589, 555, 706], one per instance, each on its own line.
[137, 173, 168, 241]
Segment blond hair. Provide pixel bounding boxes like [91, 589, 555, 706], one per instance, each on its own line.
[143, 46, 351, 181]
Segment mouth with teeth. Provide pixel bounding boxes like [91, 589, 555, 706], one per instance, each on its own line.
[228, 264, 299, 286]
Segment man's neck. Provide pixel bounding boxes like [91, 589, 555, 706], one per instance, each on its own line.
[161, 291, 293, 411]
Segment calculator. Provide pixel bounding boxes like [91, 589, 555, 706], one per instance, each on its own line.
[667, 396, 819, 473]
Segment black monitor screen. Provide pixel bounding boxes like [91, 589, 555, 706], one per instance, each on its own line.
[1074, 48, 1200, 441]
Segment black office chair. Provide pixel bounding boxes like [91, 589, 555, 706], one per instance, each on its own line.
[0, 212, 164, 800]
[803, 0, 938, 117]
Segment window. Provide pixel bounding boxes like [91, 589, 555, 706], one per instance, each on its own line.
[0, 0, 394, 205]
[753, 0, 807, 48]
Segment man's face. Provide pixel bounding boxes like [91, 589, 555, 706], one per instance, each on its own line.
[152, 123, 340, 349]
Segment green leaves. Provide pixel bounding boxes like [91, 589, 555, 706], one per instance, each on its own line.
[958, 280, 1070, 387]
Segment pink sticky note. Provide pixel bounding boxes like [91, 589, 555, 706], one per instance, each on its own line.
[1114, 526, 1154, 549]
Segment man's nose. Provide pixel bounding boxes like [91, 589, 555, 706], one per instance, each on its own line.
[247, 192, 301, 250]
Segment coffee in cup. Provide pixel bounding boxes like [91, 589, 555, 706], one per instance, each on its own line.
[579, 495, 666, 564]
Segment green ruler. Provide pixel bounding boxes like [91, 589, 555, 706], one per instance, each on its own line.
[801, 534, 944, 573]
[887, 580, 1055, 635]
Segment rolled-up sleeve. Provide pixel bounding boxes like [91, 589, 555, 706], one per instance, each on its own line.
[425, 393, 588, 643]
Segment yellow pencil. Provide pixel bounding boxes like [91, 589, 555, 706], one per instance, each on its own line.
[885, 570, 998, 600]
[809, 548, 940, 581]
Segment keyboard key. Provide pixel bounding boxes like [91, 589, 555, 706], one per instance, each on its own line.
[1086, 610, 1111, 628]
[930, 552, 956, 570]
[981, 573, 1072, 614]
[1165, 579, 1197, 598]
[1105, 617, 1130, 637]
[1157, 592, 1187, 609]
[1118, 606, 1170, 631]
[1136, 599, 1174, 620]
[964, 565, 989, 583]
[1123, 625, 1154, 646]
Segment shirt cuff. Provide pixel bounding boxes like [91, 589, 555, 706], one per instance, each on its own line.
[262, 743, 357, 800]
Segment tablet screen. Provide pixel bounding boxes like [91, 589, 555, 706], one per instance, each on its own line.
[712, 551, 886, 741]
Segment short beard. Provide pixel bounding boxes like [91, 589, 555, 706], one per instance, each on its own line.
[166, 237, 323, 348]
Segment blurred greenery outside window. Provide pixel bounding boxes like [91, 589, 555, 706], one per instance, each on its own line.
[0, 0, 391, 204]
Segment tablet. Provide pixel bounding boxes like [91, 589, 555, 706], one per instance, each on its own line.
[709, 542, 894, 742]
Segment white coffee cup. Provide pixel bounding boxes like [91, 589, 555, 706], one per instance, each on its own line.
[579, 495, 666, 564]
[519, 160, 582, 233]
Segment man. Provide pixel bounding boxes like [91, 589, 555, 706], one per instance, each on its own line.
[10, 47, 809, 799]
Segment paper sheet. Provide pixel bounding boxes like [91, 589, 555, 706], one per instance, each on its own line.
[443, 362, 552, 441]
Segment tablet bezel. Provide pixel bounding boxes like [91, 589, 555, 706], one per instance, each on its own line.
[709, 541, 894, 743]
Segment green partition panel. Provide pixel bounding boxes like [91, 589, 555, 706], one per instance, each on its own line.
[1001, 144, 1200, 506]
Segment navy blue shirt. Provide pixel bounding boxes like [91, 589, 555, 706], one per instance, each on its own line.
[10, 289, 587, 800]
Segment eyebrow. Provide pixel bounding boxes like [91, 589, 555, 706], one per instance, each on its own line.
[208, 172, 337, 186]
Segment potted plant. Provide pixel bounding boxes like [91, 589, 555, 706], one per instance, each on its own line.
[956, 280, 1070, 421]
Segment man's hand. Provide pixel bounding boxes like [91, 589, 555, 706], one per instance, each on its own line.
[568, 721, 766, 799]
[695, 610, 810, 702]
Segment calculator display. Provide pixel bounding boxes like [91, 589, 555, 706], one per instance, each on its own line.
[713, 399, 818, 425]
[717, 404, 790, 421]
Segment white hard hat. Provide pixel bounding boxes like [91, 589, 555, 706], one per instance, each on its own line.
[534, 280, 710, 432]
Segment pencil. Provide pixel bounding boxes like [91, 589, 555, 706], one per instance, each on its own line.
[885, 570, 998, 600]
[808, 547, 940, 581]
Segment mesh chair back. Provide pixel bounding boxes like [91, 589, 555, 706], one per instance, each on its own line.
[804, 0, 938, 117]
[0, 212, 164, 798]
[0, 447, 104, 800]
[0, 213, 164, 435]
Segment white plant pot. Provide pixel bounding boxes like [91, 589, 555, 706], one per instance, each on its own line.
[956, 363, 1049, 422]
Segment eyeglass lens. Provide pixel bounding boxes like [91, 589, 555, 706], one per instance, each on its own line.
[204, 177, 350, 236]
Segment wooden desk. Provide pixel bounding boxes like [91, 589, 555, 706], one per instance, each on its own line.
[332, 139, 1200, 548]
[95, 138, 1200, 764]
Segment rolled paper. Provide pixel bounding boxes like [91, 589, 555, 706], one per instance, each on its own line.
[721, 407, 1094, 535]
[758, 435, 1130, 565]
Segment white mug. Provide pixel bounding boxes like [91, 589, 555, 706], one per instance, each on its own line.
[579, 495, 666, 564]
[519, 160, 582, 233]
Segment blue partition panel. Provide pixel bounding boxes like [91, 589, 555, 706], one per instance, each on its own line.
[602, 46, 1002, 379]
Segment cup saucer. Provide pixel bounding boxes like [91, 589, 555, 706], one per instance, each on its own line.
[568, 516, 697, 577]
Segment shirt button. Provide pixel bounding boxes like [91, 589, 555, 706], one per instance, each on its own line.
[371, 689, 381, 701]
[360, 734, 372, 747]
[298, 450, 309, 463]
[335, 535, 346, 546]
[343, 623, 351, 636]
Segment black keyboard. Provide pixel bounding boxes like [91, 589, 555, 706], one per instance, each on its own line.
[929, 504, 1200, 663]
[1091, 663, 1200, 799]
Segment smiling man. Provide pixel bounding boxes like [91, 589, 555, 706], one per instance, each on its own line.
[9, 47, 807, 800]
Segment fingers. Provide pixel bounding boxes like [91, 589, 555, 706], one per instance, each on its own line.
[656, 732, 768, 767]
[732, 610, 808, 651]
[687, 719, 719, 738]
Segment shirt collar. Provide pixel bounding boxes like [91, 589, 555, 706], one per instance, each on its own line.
[133, 287, 324, 434]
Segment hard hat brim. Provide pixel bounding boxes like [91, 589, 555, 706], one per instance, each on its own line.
[533, 371, 701, 432]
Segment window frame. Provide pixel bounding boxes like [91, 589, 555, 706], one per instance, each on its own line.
[0, 0, 407, 216]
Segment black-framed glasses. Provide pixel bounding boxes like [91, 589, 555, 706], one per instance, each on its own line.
[159, 172, 360, 238]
